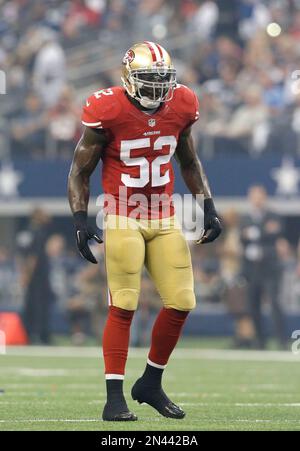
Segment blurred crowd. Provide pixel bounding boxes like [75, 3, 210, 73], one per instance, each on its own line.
[1, 1, 300, 348]
[0, 185, 299, 348]
[1, 0, 300, 158]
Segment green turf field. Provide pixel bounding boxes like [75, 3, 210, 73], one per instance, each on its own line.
[1, 345, 300, 431]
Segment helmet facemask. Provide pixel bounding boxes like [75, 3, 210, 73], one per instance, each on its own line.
[126, 67, 177, 109]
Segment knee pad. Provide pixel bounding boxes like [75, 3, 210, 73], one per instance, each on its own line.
[112, 288, 139, 311]
[172, 288, 196, 311]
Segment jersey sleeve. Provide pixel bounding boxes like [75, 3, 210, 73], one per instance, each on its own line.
[174, 85, 200, 128]
[81, 88, 122, 130]
[188, 90, 200, 125]
[81, 94, 103, 129]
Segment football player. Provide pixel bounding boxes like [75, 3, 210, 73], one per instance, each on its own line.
[68, 41, 222, 421]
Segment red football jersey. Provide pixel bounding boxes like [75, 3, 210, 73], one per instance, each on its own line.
[81, 85, 199, 219]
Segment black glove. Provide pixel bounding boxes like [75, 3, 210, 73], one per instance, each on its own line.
[197, 198, 222, 244]
[73, 211, 103, 264]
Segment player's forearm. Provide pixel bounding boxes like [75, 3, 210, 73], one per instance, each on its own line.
[68, 169, 90, 214]
[68, 128, 105, 214]
[180, 158, 212, 200]
[176, 129, 212, 200]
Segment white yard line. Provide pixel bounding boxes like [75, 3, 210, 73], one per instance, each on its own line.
[0, 368, 100, 377]
[0, 419, 99, 423]
[0, 417, 300, 425]
[2, 400, 300, 408]
[2, 346, 300, 362]
[234, 403, 300, 407]
[0, 383, 102, 389]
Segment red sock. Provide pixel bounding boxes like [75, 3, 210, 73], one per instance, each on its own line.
[102, 306, 134, 377]
[148, 308, 189, 367]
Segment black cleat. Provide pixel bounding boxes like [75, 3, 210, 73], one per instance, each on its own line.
[102, 402, 138, 421]
[131, 378, 185, 419]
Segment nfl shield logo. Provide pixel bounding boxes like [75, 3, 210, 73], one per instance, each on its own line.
[148, 118, 156, 127]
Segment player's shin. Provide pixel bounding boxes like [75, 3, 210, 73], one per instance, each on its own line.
[145, 307, 189, 385]
[131, 308, 189, 419]
[102, 306, 134, 378]
[102, 306, 137, 420]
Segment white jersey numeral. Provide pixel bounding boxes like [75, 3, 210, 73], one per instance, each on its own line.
[120, 136, 177, 188]
[152, 136, 177, 186]
[120, 138, 150, 188]
[94, 88, 114, 99]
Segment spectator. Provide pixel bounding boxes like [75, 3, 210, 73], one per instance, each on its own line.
[0, 246, 20, 309]
[63, 0, 104, 39]
[1, 0, 300, 159]
[48, 86, 80, 158]
[46, 234, 77, 310]
[188, 0, 219, 39]
[10, 92, 47, 157]
[33, 28, 66, 107]
[225, 86, 269, 141]
[276, 238, 297, 311]
[203, 62, 241, 114]
[291, 239, 300, 311]
[21, 208, 54, 345]
[240, 185, 287, 349]
[194, 258, 225, 304]
[292, 92, 300, 155]
[199, 87, 230, 140]
[67, 242, 106, 344]
[218, 209, 254, 348]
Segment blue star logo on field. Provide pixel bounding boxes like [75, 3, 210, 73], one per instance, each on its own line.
[271, 157, 300, 196]
[0, 162, 23, 198]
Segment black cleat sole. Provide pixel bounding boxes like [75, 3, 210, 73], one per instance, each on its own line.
[102, 403, 138, 421]
[102, 411, 138, 422]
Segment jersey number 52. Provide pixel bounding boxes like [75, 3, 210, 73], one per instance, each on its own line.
[120, 136, 177, 188]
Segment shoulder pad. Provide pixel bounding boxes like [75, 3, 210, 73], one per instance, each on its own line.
[81, 87, 123, 129]
[175, 84, 196, 104]
[171, 84, 199, 125]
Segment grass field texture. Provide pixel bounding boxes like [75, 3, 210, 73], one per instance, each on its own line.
[1, 344, 300, 431]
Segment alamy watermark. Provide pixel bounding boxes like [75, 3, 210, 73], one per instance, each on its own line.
[95, 188, 205, 241]
[0, 70, 6, 95]
[291, 330, 300, 355]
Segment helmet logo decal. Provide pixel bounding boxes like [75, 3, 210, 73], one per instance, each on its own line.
[123, 49, 135, 64]
[148, 118, 156, 127]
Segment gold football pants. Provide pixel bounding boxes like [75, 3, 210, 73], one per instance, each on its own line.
[104, 215, 196, 312]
